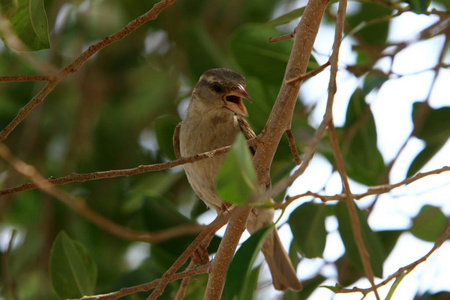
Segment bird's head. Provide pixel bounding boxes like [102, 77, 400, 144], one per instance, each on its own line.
[192, 68, 252, 117]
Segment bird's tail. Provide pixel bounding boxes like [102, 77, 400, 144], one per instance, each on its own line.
[261, 228, 303, 291]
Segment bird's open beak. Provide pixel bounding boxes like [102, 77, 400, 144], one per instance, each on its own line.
[223, 84, 252, 117]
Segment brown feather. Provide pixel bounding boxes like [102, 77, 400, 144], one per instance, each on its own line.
[237, 116, 257, 155]
[173, 122, 182, 159]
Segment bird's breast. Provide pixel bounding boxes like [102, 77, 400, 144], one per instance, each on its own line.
[179, 111, 240, 211]
[179, 112, 240, 156]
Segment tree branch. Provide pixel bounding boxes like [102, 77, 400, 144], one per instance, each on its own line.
[285, 60, 331, 84]
[0, 75, 54, 82]
[77, 264, 210, 300]
[324, 0, 380, 295]
[252, 0, 330, 187]
[279, 165, 450, 208]
[329, 123, 380, 300]
[0, 145, 231, 198]
[0, 143, 204, 244]
[337, 224, 450, 296]
[174, 261, 196, 300]
[0, 0, 178, 142]
[147, 208, 234, 300]
[285, 129, 302, 165]
[204, 206, 251, 300]
[73, 206, 236, 300]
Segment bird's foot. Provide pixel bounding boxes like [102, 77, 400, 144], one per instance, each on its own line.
[191, 243, 210, 265]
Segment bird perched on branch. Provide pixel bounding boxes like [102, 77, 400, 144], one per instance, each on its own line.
[173, 68, 302, 291]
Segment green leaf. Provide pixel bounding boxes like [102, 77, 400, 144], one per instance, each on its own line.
[224, 225, 272, 300]
[216, 132, 257, 205]
[284, 275, 327, 300]
[245, 76, 276, 130]
[288, 202, 327, 258]
[237, 266, 260, 300]
[377, 230, 403, 261]
[186, 23, 227, 78]
[229, 23, 293, 85]
[266, 7, 305, 27]
[362, 71, 389, 95]
[410, 205, 448, 242]
[341, 88, 385, 186]
[408, 104, 450, 176]
[335, 202, 384, 278]
[412, 104, 450, 144]
[50, 232, 97, 299]
[322, 283, 343, 293]
[431, 0, 450, 9]
[407, 0, 431, 14]
[0, 0, 50, 51]
[347, 3, 392, 46]
[407, 144, 441, 177]
[385, 271, 407, 300]
[415, 291, 450, 300]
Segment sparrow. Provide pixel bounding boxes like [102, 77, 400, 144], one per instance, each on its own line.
[173, 68, 302, 291]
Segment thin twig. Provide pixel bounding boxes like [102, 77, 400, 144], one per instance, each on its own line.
[286, 129, 302, 165]
[0, 80, 59, 142]
[0, 145, 230, 198]
[0, 0, 178, 142]
[76, 209, 235, 300]
[0, 75, 54, 82]
[337, 224, 450, 296]
[204, 206, 251, 300]
[147, 208, 234, 300]
[252, 0, 330, 189]
[285, 60, 331, 84]
[329, 123, 380, 300]
[268, 32, 295, 43]
[77, 264, 210, 300]
[0, 143, 204, 244]
[326, 0, 378, 297]
[279, 165, 450, 208]
[260, 1, 336, 201]
[174, 260, 196, 300]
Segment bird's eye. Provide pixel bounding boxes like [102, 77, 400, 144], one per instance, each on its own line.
[211, 83, 223, 93]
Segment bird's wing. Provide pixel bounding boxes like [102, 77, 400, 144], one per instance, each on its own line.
[237, 116, 257, 155]
[173, 122, 182, 159]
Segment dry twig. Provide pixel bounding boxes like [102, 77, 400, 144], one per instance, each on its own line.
[0, 145, 231, 198]
[146, 208, 234, 300]
[285, 129, 302, 165]
[281, 165, 450, 206]
[0, 143, 204, 244]
[77, 264, 210, 300]
[0, 0, 178, 142]
[323, 0, 379, 296]
[285, 60, 331, 84]
[329, 123, 380, 300]
[337, 224, 450, 296]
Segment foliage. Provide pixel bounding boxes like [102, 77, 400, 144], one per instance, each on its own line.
[0, 0, 449, 299]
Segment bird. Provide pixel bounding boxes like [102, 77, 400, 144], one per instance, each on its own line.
[173, 68, 302, 291]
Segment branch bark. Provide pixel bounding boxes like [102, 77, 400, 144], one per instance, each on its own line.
[0, 145, 231, 198]
[146, 208, 234, 300]
[203, 206, 251, 300]
[253, 0, 330, 186]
